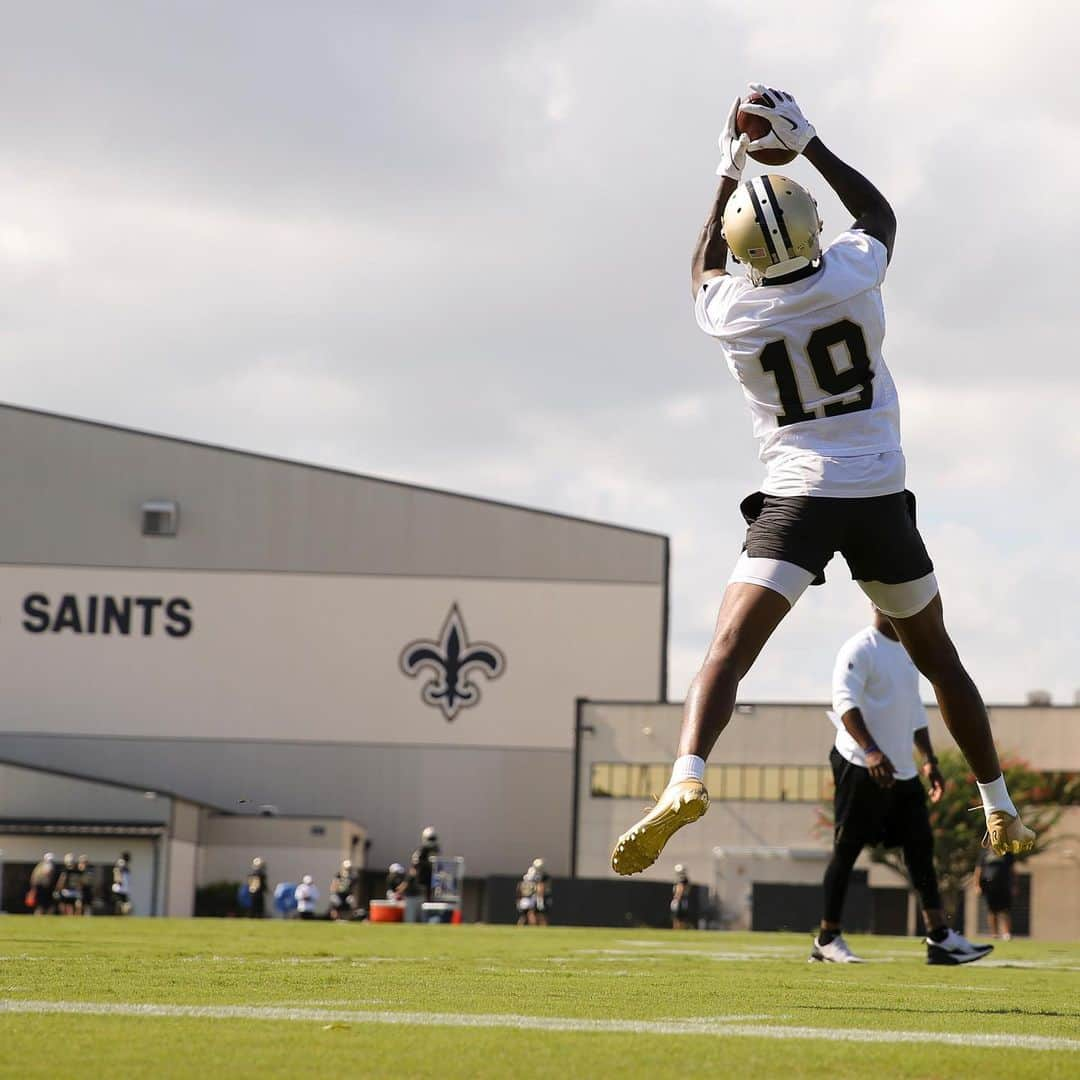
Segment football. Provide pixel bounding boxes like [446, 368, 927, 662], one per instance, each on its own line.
[737, 93, 798, 166]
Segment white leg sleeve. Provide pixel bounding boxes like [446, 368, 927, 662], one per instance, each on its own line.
[728, 552, 816, 608]
[856, 572, 939, 619]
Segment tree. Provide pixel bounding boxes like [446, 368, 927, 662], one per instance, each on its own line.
[913, 752, 1068, 915]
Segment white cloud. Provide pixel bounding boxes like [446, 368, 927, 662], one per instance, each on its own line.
[1, 0, 1078, 714]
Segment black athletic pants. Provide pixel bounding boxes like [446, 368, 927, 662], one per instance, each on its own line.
[823, 748, 941, 924]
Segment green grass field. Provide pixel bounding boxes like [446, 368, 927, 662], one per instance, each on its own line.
[1, 919, 1078, 1078]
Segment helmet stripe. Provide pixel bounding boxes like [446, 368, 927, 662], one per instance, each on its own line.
[750, 177, 789, 262]
[746, 180, 780, 263]
[761, 176, 794, 255]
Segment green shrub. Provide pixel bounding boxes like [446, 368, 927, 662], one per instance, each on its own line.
[195, 880, 242, 918]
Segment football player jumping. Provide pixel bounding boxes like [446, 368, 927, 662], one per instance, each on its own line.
[611, 85, 1036, 875]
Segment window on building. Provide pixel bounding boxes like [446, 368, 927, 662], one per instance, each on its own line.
[705, 765, 724, 799]
[591, 763, 614, 797]
[590, 762, 835, 803]
[760, 766, 781, 801]
[590, 763, 1080, 806]
[609, 764, 631, 799]
[800, 765, 824, 801]
[781, 766, 802, 802]
[742, 767, 762, 801]
[721, 764, 743, 801]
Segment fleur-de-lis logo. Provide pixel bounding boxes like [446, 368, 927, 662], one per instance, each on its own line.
[399, 605, 506, 721]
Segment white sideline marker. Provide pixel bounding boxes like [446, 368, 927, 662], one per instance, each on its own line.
[1, 1000, 1078, 1052]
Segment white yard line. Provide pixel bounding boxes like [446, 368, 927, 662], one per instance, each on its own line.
[578, 948, 897, 963]
[0, 1000, 1076, 1052]
[269, 999, 394, 1007]
[979, 960, 1080, 971]
[615, 940, 798, 953]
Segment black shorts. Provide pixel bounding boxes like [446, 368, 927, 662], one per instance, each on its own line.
[831, 746, 933, 850]
[981, 876, 1012, 913]
[740, 490, 933, 587]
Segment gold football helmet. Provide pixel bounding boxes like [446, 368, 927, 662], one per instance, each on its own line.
[722, 175, 823, 283]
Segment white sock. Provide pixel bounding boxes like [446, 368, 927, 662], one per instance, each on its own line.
[977, 774, 1018, 819]
[670, 754, 705, 785]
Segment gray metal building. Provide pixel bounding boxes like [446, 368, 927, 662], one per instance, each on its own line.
[578, 699, 1080, 939]
[0, 404, 669, 882]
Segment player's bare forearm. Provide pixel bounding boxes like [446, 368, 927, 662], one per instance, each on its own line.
[802, 137, 896, 257]
[840, 707, 877, 752]
[914, 726, 944, 799]
[913, 727, 937, 764]
[843, 707, 896, 786]
[691, 175, 739, 296]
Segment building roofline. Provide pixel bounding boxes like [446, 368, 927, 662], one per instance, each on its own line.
[0, 730, 574, 754]
[578, 698, 1080, 711]
[0, 755, 231, 812]
[204, 811, 365, 823]
[0, 401, 668, 542]
[0, 820, 167, 836]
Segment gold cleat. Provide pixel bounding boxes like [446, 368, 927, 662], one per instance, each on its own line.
[983, 810, 1036, 856]
[610, 780, 709, 876]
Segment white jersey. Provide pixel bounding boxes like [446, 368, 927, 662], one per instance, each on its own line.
[695, 230, 904, 498]
[828, 626, 926, 781]
[294, 883, 320, 913]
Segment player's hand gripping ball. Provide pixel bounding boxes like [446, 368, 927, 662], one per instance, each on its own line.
[736, 94, 798, 166]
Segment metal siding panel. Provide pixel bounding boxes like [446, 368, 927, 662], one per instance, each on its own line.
[0, 406, 665, 584]
[0, 736, 572, 877]
[0, 762, 169, 823]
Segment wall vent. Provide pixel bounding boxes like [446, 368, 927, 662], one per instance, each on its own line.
[141, 500, 179, 537]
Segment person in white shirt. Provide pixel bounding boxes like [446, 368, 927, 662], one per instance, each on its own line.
[294, 875, 319, 920]
[612, 83, 1033, 877]
[811, 606, 992, 966]
[515, 868, 537, 926]
[111, 854, 132, 916]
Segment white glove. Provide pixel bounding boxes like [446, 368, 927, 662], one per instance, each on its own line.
[740, 84, 817, 155]
[716, 96, 750, 179]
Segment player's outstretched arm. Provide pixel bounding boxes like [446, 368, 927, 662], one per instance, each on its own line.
[691, 175, 739, 296]
[802, 137, 896, 260]
[691, 97, 748, 296]
[739, 85, 896, 259]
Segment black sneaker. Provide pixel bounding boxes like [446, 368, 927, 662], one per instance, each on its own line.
[926, 928, 994, 965]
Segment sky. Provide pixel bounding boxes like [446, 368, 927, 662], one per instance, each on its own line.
[2, 0, 1079, 705]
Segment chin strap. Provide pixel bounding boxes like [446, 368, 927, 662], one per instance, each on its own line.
[762, 255, 811, 280]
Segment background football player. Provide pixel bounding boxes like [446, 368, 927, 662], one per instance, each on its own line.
[531, 858, 553, 927]
[385, 861, 408, 901]
[328, 859, 357, 921]
[516, 866, 537, 926]
[612, 84, 1035, 877]
[671, 865, 692, 930]
[246, 856, 268, 919]
[814, 605, 993, 965]
[411, 826, 440, 901]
